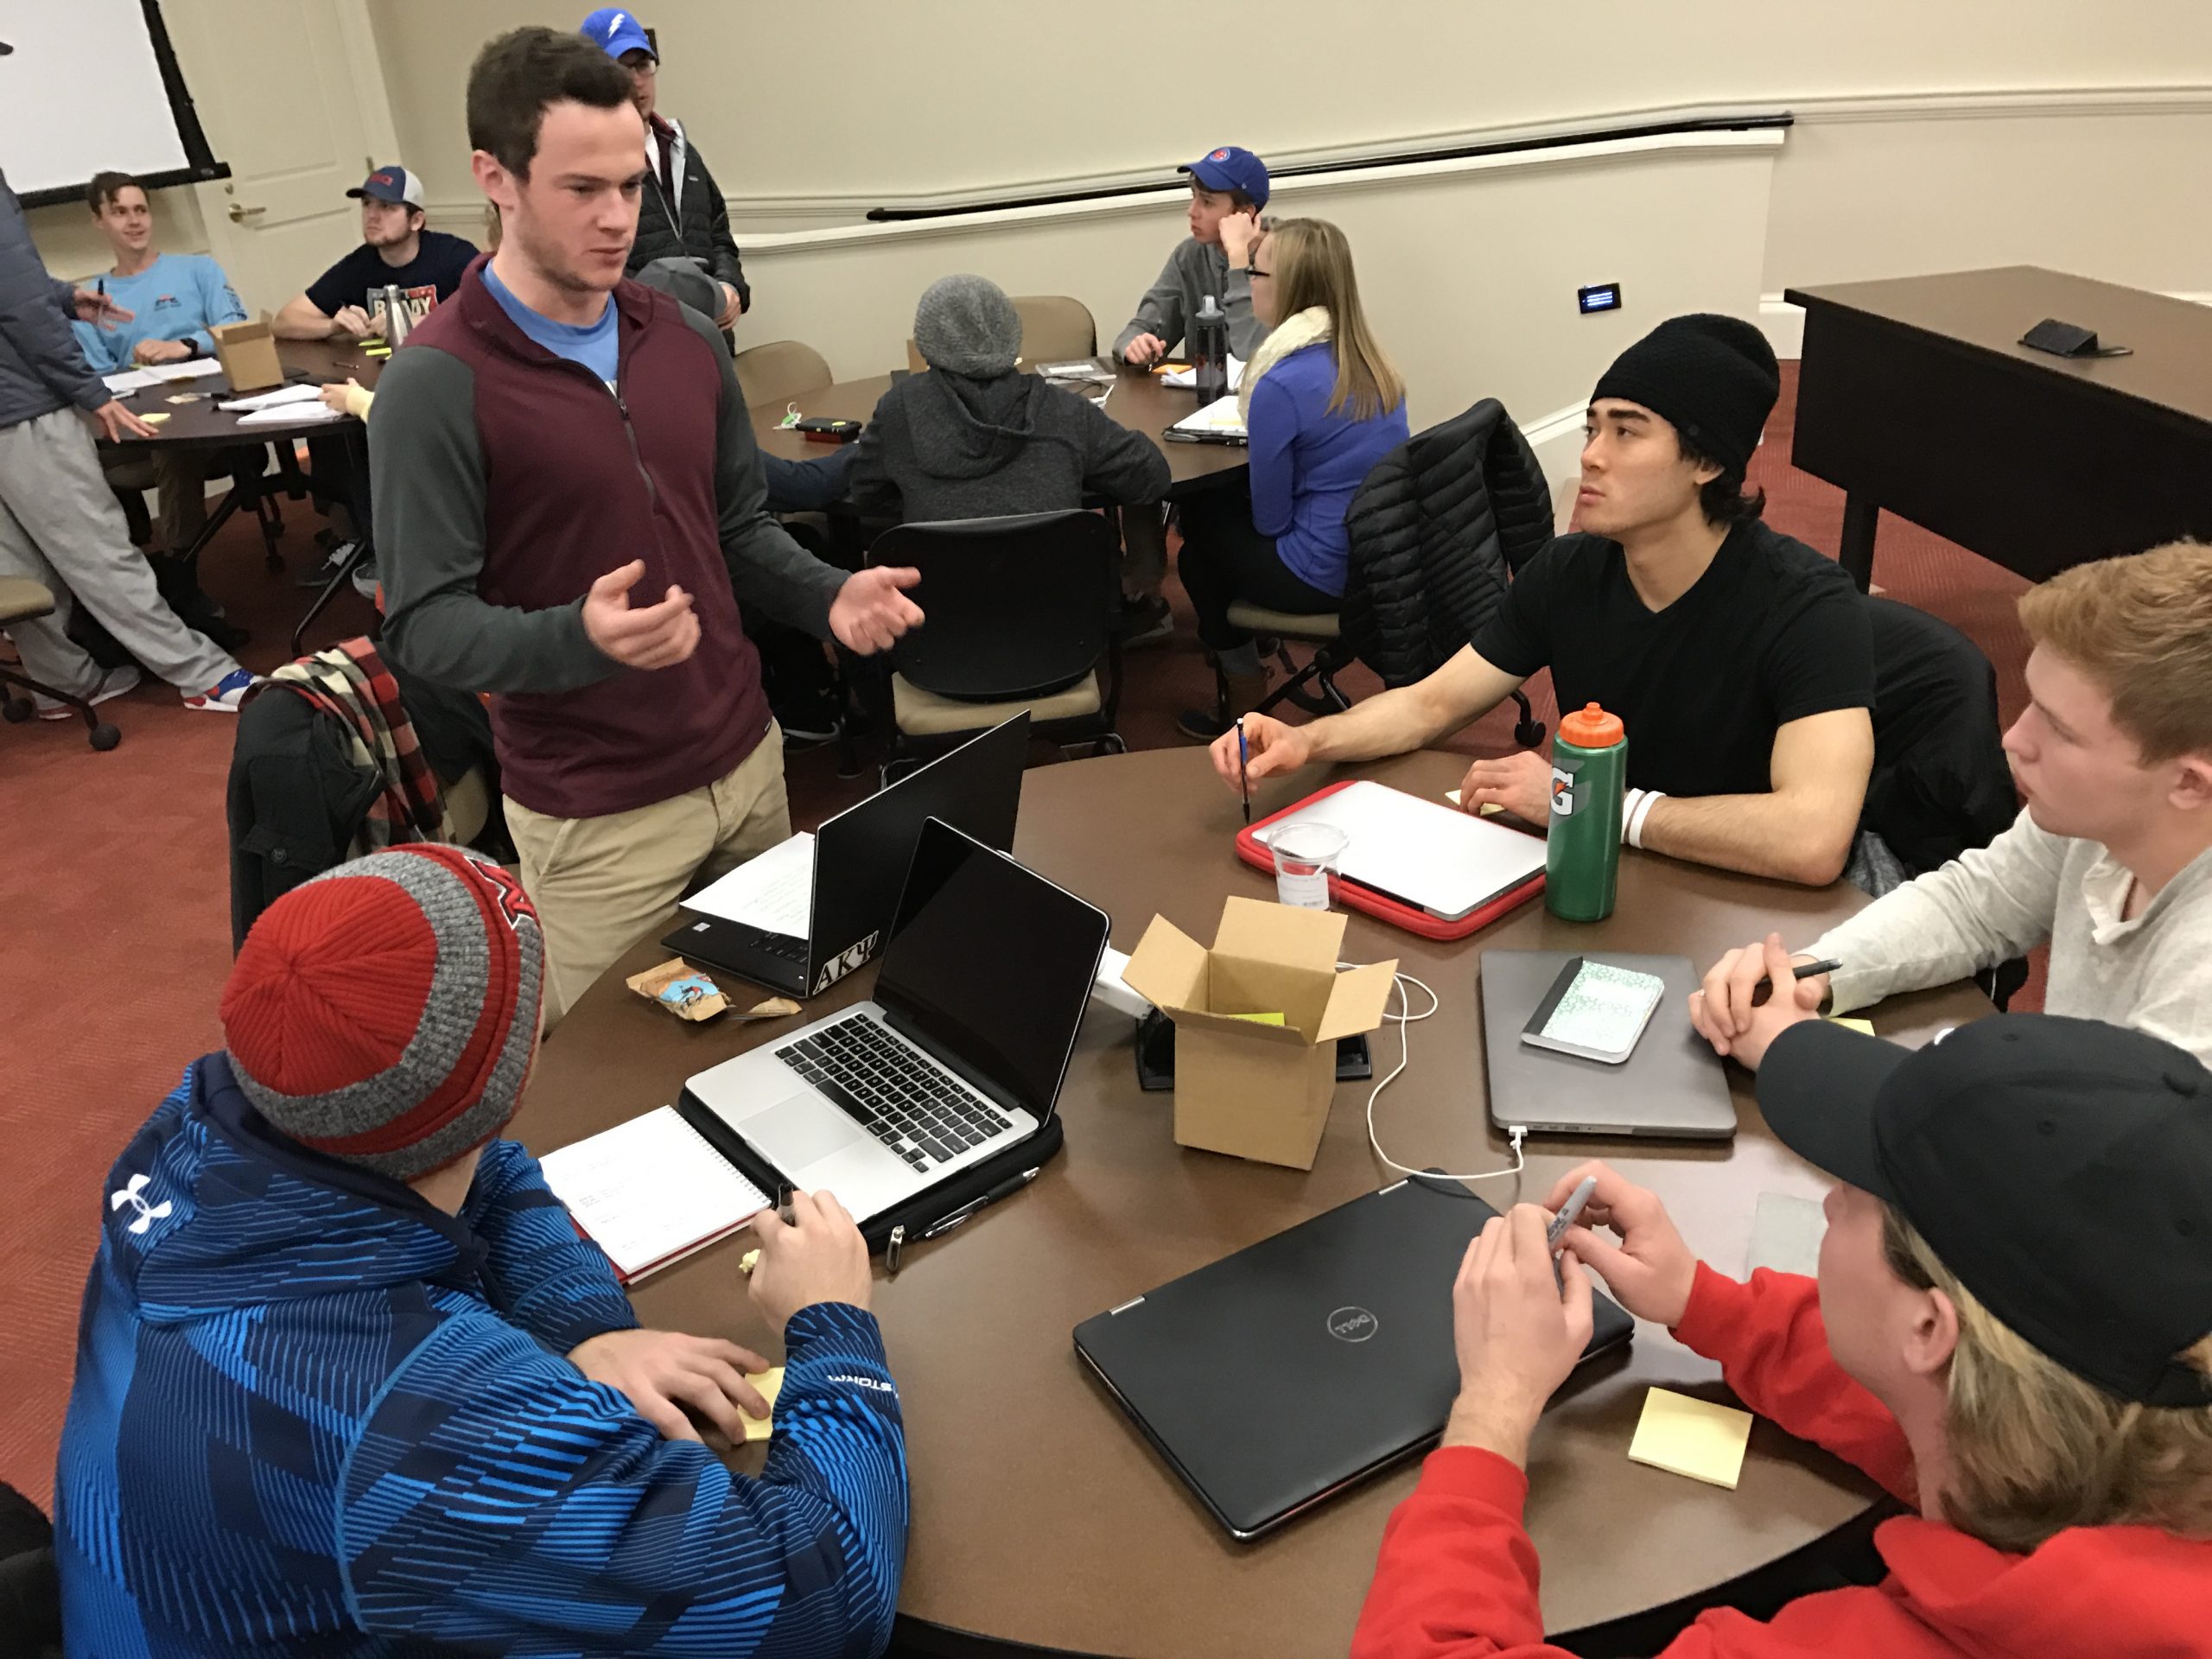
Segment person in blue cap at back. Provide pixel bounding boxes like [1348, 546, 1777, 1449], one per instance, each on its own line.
[1114, 144, 1272, 366]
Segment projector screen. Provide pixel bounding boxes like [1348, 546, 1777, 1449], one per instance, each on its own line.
[0, 0, 226, 206]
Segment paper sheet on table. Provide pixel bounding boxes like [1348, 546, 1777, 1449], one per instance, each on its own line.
[1170, 395, 1248, 437]
[219, 383, 321, 412]
[1160, 355, 1244, 390]
[536, 1105, 769, 1282]
[141, 358, 225, 382]
[1745, 1192, 1825, 1279]
[1628, 1389, 1753, 1489]
[681, 831, 815, 938]
[1441, 790, 1504, 817]
[238, 401, 345, 425]
[738, 1366, 785, 1442]
[102, 369, 161, 394]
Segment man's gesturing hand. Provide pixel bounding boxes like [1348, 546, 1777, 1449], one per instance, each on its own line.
[72, 287, 133, 327]
[569, 1328, 774, 1444]
[582, 559, 701, 670]
[830, 566, 924, 655]
[92, 400, 157, 442]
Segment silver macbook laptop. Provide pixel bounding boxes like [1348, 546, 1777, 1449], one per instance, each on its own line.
[683, 818, 1110, 1224]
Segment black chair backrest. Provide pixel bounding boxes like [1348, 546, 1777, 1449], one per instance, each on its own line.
[1340, 397, 1554, 687]
[867, 510, 1120, 702]
[0, 1481, 61, 1655]
[1863, 595, 2018, 875]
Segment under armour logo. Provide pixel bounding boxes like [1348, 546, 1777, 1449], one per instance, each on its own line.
[110, 1173, 172, 1236]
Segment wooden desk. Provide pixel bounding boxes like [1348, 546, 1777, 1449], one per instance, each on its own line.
[1785, 266, 2212, 589]
[515, 747, 1990, 1655]
[107, 337, 379, 448]
[752, 364, 1250, 499]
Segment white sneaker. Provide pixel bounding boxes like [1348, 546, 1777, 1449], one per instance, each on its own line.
[36, 662, 142, 720]
[181, 667, 257, 713]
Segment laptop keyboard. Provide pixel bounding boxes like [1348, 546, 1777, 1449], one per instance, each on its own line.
[776, 1015, 1016, 1173]
[752, 931, 807, 963]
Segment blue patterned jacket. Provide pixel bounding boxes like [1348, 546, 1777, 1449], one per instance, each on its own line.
[55, 1054, 908, 1656]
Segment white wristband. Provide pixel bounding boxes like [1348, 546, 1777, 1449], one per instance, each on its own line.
[1619, 789, 1643, 847]
[1626, 788, 1666, 850]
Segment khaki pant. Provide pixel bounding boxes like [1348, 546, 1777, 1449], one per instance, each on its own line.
[507, 724, 790, 1029]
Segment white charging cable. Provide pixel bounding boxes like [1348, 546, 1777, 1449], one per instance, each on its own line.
[1359, 967, 1529, 1185]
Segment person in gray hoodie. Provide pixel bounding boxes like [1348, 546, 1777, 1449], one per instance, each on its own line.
[849, 274, 1168, 525]
[1112, 145, 1271, 365]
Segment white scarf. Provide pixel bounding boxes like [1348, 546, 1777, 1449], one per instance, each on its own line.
[1237, 306, 1333, 426]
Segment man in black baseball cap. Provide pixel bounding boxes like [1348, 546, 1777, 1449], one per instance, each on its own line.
[1213, 311, 1879, 893]
[1353, 1014, 2212, 1657]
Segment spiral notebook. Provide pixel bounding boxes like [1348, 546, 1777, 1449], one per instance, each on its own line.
[538, 1106, 770, 1284]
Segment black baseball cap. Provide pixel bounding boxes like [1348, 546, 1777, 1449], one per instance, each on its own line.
[0, 40, 14, 55]
[1759, 1014, 2212, 1408]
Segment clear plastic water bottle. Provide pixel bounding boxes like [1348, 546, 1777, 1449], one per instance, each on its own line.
[1192, 295, 1230, 403]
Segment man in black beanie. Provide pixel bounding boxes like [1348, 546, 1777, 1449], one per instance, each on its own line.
[1213, 313, 1877, 888]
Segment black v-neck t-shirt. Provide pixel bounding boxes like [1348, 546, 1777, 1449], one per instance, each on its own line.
[1471, 520, 1872, 798]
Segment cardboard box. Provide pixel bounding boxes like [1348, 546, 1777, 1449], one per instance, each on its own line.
[210, 319, 283, 392]
[1122, 898, 1396, 1170]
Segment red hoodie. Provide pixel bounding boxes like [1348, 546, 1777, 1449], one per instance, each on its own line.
[1351, 1264, 2212, 1658]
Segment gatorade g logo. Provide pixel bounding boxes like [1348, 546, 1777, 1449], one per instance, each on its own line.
[1551, 766, 1575, 817]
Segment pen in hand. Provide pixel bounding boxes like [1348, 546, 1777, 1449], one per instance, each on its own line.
[1547, 1175, 1598, 1294]
[1749, 957, 1841, 1007]
[1236, 717, 1250, 826]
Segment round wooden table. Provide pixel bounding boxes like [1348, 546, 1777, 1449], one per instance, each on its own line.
[514, 748, 1989, 1656]
[106, 337, 377, 448]
[751, 363, 1251, 499]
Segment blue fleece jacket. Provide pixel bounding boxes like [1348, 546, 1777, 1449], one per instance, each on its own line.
[1246, 342, 1410, 596]
[69, 252, 246, 372]
[55, 1055, 909, 1657]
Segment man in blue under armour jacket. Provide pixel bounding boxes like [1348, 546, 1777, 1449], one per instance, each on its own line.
[54, 843, 907, 1656]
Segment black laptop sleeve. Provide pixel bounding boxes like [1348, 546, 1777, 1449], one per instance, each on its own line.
[675, 1087, 1065, 1253]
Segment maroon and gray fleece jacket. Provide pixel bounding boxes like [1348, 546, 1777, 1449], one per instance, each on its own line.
[372, 257, 844, 821]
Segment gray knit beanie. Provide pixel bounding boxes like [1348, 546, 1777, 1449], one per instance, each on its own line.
[913, 274, 1021, 377]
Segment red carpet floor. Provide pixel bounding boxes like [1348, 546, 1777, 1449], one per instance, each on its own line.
[0, 363, 2036, 1504]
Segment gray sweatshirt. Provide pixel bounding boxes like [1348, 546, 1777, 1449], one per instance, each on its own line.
[1808, 807, 2212, 1065]
[848, 369, 1169, 525]
[1112, 237, 1262, 360]
[0, 171, 110, 430]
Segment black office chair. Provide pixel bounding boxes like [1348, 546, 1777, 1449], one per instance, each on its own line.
[1340, 397, 1555, 750]
[0, 1480, 62, 1657]
[865, 510, 1124, 784]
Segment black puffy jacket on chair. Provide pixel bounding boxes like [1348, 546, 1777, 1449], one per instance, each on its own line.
[1340, 398, 1554, 688]
[1862, 595, 2018, 875]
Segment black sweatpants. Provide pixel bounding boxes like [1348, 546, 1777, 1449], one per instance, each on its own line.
[1175, 489, 1338, 651]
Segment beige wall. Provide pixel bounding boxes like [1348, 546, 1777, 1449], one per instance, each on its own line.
[26, 191, 214, 287]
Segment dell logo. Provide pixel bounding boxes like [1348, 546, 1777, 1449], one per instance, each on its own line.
[1326, 1306, 1378, 1343]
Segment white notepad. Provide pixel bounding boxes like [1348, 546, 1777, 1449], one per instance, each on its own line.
[1160, 357, 1245, 391]
[681, 830, 815, 938]
[1170, 394, 1249, 437]
[1253, 780, 1547, 921]
[537, 1106, 769, 1283]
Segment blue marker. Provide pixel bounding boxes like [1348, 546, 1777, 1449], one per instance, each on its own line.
[1236, 717, 1250, 825]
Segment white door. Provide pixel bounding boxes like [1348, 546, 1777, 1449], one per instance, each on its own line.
[163, 0, 400, 315]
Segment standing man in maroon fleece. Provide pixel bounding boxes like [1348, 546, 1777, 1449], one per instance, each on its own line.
[373, 27, 921, 1025]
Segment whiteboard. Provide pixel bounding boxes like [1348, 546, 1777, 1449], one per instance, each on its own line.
[0, 0, 196, 200]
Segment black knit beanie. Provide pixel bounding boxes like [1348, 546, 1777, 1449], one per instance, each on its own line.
[1590, 314, 1779, 476]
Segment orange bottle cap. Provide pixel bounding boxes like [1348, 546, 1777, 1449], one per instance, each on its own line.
[1559, 702, 1624, 748]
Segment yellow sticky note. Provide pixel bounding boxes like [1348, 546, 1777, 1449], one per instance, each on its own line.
[1441, 790, 1503, 816]
[1229, 1011, 1285, 1026]
[1628, 1388, 1752, 1489]
[738, 1366, 785, 1443]
[140, 411, 170, 424]
[1825, 1016, 1877, 1036]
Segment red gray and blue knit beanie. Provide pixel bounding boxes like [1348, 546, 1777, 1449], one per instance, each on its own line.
[219, 844, 545, 1181]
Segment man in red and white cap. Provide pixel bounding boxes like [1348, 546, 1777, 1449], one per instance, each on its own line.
[55, 844, 910, 1656]
[273, 166, 480, 344]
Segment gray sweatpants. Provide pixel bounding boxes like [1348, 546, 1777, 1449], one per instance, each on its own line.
[0, 407, 238, 696]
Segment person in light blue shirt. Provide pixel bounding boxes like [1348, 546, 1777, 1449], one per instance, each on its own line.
[1174, 216, 1410, 741]
[70, 171, 245, 371]
[73, 169, 253, 564]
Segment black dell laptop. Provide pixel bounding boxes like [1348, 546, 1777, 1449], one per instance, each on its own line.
[662, 713, 1028, 998]
[1074, 1175, 1635, 1539]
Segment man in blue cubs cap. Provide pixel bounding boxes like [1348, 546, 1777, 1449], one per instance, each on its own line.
[581, 6, 752, 336]
[1109, 143, 1272, 640]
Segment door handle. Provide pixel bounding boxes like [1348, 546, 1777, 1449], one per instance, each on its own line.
[227, 202, 267, 223]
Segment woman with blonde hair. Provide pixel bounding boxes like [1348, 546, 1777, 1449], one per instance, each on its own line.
[1174, 216, 1409, 740]
[1355, 1013, 2212, 1657]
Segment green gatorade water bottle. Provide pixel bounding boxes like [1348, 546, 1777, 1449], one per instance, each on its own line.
[1545, 702, 1626, 922]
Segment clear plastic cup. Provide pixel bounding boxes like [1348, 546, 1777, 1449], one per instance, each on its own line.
[1271, 823, 1349, 910]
